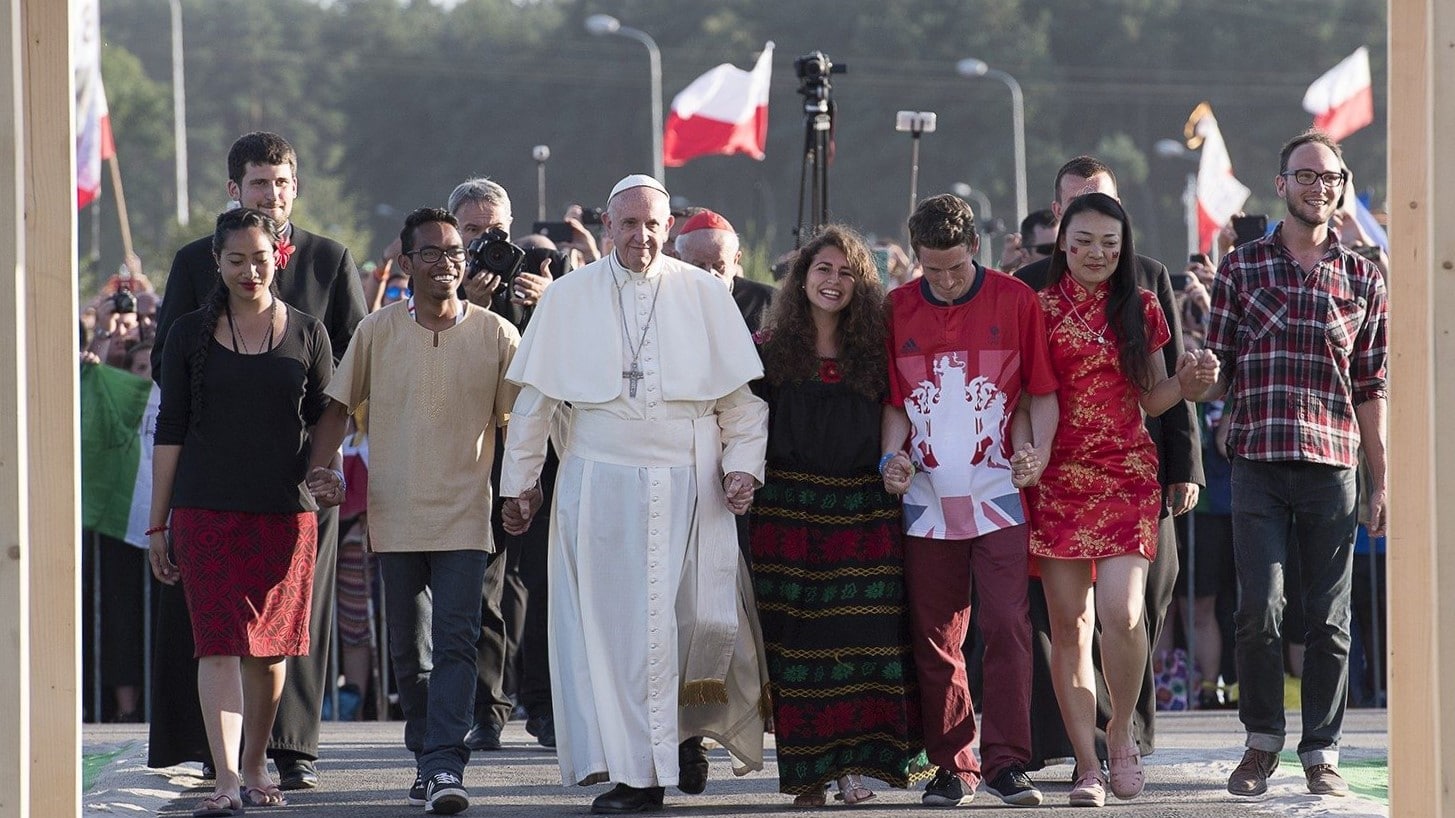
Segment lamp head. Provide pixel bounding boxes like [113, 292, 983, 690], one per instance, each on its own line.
[956, 58, 989, 78]
[585, 14, 621, 35]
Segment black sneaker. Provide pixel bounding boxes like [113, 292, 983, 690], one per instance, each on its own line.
[923, 768, 973, 806]
[408, 771, 427, 807]
[985, 765, 1043, 806]
[463, 718, 502, 751]
[424, 771, 469, 815]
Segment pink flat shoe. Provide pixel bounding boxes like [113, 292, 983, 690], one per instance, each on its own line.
[1108, 744, 1145, 799]
[1068, 769, 1107, 807]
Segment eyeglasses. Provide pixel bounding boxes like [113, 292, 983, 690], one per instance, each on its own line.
[1029, 243, 1056, 257]
[406, 246, 467, 264]
[1280, 169, 1347, 188]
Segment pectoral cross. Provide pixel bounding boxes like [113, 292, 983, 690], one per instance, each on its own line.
[622, 362, 644, 398]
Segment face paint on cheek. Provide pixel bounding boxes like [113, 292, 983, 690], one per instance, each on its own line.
[1068, 246, 1079, 255]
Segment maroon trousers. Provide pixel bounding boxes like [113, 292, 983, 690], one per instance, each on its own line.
[903, 526, 1033, 784]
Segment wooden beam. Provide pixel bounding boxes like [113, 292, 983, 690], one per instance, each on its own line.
[1387, 0, 1451, 814]
[0, 0, 28, 814]
[20, 0, 79, 813]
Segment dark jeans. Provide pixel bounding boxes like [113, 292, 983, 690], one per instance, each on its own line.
[1230, 458, 1354, 766]
[380, 549, 489, 778]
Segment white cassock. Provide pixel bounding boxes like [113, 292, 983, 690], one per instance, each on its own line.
[501, 252, 770, 789]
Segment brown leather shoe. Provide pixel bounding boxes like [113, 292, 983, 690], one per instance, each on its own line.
[1227, 748, 1279, 796]
[1305, 764, 1349, 796]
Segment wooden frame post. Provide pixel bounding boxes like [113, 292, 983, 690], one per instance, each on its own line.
[0, 0, 30, 813]
[19, 0, 80, 814]
[1388, 0, 1453, 814]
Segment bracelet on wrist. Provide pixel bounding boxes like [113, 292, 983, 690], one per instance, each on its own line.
[145, 524, 168, 536]
[878, 452, 898, 476]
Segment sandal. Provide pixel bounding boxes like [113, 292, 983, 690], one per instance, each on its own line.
[192, 791, 245, 817]
[1107, 744, 1145, 800]
[792, 787, 827, 807]
[834, 774, 876, 805]
[242, 783, 287, 807]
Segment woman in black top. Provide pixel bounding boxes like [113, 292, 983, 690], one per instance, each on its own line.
[148, 208, 340, 816]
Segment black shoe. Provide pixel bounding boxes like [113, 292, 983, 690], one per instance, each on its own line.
[532, 714, 557, 749]
[677, 736, 709, 795]
[986, 764, 1043, 806]
[277, 756, 320, 790]
[464, 718, 503, 751]
[408, 770, 427, 807]
[923, 768, 972, 806]
[591, 783, 665, 814]
[424, 770, 469, 815]
[525, 711, 550, 738]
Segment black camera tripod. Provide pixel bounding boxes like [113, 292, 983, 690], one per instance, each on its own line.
[793, 51, 845, 247]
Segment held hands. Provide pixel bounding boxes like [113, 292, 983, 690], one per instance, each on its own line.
[1176, 349, 1220, 400]
[881, 453, 914, 496]
[1010, 442, 1047, 488]
[307, 466, 347, 508]
[723, 471, 756, 516]
[502, 484, 544, 535]
[148, 531, 179, 585]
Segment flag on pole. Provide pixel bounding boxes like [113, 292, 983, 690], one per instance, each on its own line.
[75, 0, 115, 209]
[663, 43, 773, 168]
[1302, 47, 1374, 141]
[1184, 103, 1251, 255]
[81, 363, 160, 548]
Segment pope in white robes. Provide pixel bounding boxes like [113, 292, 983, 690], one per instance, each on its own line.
[500, 175, 770, 811]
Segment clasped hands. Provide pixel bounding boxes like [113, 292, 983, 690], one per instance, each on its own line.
[1175, 348, 1220, 399]
[723, 471, 755, 516]
[502, 484, 544, 536]
[306, 466, 347, 508]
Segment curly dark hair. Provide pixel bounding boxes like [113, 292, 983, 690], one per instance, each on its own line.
[191, 208, 280, 428]
[759, 224, 886, 399]
[227, 132, 297, 185]
[1045, 192, 1153, 389]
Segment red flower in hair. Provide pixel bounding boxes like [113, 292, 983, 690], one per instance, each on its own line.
[818, 359, 842, 384]
[274, 236, 295, 270]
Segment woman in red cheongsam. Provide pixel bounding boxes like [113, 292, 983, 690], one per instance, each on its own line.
[1012, 193, 1218, 808]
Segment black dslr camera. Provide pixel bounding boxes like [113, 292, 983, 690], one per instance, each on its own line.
[465, 227, 525, 283]
[794, 50, 846, 100]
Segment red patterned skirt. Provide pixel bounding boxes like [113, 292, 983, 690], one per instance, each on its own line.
[171, 508, 317, 658]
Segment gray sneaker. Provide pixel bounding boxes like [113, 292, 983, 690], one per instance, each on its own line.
[1305, 764, 1349, 797]
[1227, 748, 1280, 796]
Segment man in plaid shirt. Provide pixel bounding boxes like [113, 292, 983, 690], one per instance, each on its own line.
[1200, 130, 1387, 799]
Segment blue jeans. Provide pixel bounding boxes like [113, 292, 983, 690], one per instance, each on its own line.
[1230, 458, 1355, 767]
[379, 549, 490, 778]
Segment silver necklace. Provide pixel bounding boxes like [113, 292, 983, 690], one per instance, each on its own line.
[612, 263, 664, 398]
[1061, 280, 1107, 346]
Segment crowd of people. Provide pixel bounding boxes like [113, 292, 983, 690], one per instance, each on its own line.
[77, 125, 1387, 816]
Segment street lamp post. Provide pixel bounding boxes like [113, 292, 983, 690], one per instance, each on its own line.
[586, 14, 663, 183]
[1156, 138, 1201, 259]
[951, 181, 994, 266]
[169, 0, 189, 226]
[532, 145, 550, 222]
[956, 58, 1026, 226]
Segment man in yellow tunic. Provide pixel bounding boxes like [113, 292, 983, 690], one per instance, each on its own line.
[500, 175, 769, 814]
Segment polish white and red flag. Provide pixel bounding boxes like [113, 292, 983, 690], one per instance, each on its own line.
[1302, 47, 1374, 141]
[663, 42, 773, 168]
[1185, 103, 1250, 254]
[75, 0, 115, 209]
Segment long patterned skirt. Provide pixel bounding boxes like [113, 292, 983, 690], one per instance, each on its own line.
[749, 468, 931, 795]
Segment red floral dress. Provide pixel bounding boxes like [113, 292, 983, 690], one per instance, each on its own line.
[1027, 280, 1170, 563]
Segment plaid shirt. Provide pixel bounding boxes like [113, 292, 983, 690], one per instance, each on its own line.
[1205, 225, 1387, 467]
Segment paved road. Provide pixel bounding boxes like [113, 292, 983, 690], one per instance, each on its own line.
[85, 710, 1387, 816]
